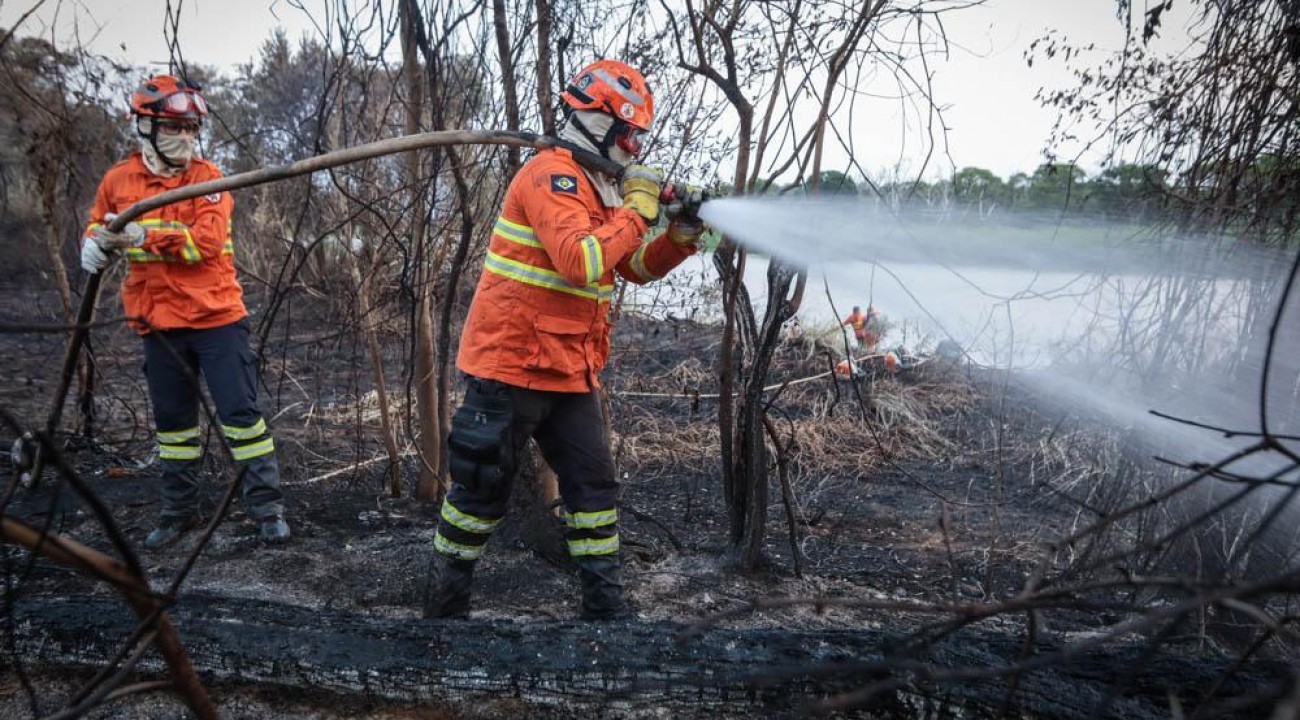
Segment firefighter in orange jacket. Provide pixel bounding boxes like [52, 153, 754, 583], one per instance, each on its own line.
[80, 75, 289, 548]
[843, 305, 881, 352]
[424, 60, 701, 620]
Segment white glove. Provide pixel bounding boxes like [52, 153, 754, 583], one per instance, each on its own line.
[80, 235, 113, 273]
[96, 213, 146, 250]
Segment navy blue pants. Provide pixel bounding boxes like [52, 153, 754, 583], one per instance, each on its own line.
[142, 319, 283, 521]
[433, 376, 619, 562]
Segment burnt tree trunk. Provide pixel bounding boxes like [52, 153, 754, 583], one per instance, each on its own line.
[12, 593, 1282, 720]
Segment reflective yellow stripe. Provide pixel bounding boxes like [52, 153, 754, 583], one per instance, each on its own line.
[229, 437, 275, 461]
[222, 239, 234, 256]
[138, 219, 202, 264]
[493, 218, 604, 285]
[494, 217, 541, 247]
[159, 444, 203, 460]
[628, 244, 661, 281]
[157, 427, 200, 444]
[125, 247, 168, 263]
[565, 509, 618, 529]
[580, 235, 603, 284]
[88, 220, 200, 263]
[180, 230, 200, 262]
[441, 501, 501, 534]
[221, 418, 267, 441]
[567, 535, 619, 557]
[484, 251, 614, 302]
[137, 218, 189, 231]
[434, 532, 483, 560]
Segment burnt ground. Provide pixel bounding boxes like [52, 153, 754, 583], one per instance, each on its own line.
[0, 279, 1287, 718]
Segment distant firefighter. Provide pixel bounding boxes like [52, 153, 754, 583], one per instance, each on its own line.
[842, 304, 883, 352]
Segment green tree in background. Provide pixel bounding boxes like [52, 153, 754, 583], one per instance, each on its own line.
[952, 166, 1005, 209]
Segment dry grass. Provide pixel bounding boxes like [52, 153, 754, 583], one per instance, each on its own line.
[611, 343, 982, 483]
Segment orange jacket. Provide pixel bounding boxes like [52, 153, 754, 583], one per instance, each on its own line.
[457, 148, 696, 392]
[84, 153, 243, 334]
[843, 310, 867, 336]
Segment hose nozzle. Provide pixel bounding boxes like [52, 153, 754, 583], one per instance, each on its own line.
[660, 183, 711, 223]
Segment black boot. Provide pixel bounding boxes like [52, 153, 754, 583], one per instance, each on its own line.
[259, 515, 291, 543]
[143, 515, 200, 549]
[423, 553, 475, 619]
[576, 555, 631, 621]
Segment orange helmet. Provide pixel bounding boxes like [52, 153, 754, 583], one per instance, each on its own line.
[562, 60, 654, 131]
[130, 75, 208, 121]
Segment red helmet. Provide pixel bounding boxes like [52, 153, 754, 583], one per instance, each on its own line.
[130, 75, 208, 121]
[562, 60, 654, 131]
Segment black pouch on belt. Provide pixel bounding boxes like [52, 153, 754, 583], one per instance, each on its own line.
[447, 378, 513, 494]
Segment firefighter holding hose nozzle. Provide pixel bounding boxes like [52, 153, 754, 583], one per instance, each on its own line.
[424, 59, 704, 620]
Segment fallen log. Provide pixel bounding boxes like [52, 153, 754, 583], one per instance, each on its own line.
[12, 593, 1284, 718]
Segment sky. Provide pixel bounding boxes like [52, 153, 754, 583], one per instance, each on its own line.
[0, 0, 1192, 179]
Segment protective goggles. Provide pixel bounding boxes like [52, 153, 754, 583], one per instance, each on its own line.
[615, 124, 645, 157]
[146, 89, 209, 118]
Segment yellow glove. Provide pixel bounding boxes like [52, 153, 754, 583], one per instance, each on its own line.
[621, 165, 663, 223]
[667, 218, 704, 248]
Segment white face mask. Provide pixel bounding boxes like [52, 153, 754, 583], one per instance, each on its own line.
[608, 143, 635, 168]
[155, 132, 196, 166]
[561, 110, 639, 168]
[137, 117, 198, 176]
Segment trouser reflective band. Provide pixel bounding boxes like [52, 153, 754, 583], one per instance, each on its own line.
[433, 500, 501, 561]
[222, 419, 275, 461]
[565, 508, 619, 557]
[157, 427, 202, 460]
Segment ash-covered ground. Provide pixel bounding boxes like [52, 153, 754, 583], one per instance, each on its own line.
[0, 279, 1267, 719]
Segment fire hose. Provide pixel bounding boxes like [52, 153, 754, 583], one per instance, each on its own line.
[12, 129, 708, 487]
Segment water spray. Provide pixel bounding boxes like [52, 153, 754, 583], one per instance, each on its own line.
[694, 193, 1300, 483]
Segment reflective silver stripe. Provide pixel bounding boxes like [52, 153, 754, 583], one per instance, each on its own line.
[435, 532, 483, 560]
[494, 217, 541, 247]
[441, 501, 501, 534]
[580, 235, 603, 284]
[591, 68, 645, 107]
[159, 444, 202, 460]
[157, 427, 200, 444]
[567, 535, 619, 557]
[221, 418, 267, 441]
[483, 251, 614, 302]
[229, 437, 274, 461]
[565, 509, 618, 529]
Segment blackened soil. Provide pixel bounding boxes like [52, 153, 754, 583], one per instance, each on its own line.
[0, 282, 1274, 718]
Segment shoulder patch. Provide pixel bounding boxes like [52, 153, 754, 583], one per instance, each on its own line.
[550, 174, 579, 195]
[204, 192, 222, 204]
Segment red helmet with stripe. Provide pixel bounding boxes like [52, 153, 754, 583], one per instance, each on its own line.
[562, 60, 654, 131]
